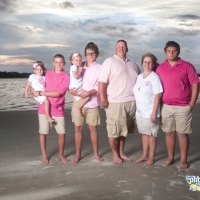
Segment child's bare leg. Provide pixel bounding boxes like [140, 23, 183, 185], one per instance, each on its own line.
[136, 134, 149, 163]
[43, 98, 54, 123]
[77, 96, 90, 116]
[40, 134, 49, 164]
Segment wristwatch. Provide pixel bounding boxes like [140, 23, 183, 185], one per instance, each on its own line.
[39, 91, 41, 96]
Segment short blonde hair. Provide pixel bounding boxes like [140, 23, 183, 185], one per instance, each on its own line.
[69, 52, 82, 64]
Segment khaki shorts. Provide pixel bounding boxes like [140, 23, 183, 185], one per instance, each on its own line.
[136, 116, 160, 137]
[71, 99, 100, 126]
[105, 101, 136, 138]
[161, 104, 192, 134]
[38, 114, 65, 134]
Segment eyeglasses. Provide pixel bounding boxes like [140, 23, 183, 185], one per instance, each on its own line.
[86, 52, 96, 56]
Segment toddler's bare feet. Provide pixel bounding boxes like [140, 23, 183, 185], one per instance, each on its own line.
[136, 156, 148, 163]
[71, 155, 82, 163]
[42, 157, 49, 165]
[59, 155, 68, 163]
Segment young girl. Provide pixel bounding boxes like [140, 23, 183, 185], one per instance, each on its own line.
[24, 61, 55, 123]
[69, 52, 90, 116]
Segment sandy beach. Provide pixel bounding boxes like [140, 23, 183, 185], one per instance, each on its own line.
[0, 105, 200, 199]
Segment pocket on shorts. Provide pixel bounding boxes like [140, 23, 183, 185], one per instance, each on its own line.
[106, 119, 117, 136]
[185, 105, 192, 113]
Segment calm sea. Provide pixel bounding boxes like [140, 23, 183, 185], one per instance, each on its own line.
[0, 78, 199, 111]
[0, 78, 73, 111]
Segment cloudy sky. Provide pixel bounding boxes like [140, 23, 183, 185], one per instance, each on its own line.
[0, 0, 200, 73]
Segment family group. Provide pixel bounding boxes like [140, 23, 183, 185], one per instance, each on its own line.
[24, 40, 199, 169]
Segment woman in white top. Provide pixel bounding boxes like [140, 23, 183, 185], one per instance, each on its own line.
[133, 53, 163, 166]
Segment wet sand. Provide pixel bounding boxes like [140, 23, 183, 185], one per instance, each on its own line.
[0, 106, 200, 200]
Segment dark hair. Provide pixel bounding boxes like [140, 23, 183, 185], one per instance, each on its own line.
[53, 54, 65, 62]
[164, 41, 180, 54]
[116, 39, 128, 49]
[33, 61, 47, 75]
[84, 42, 99, 57]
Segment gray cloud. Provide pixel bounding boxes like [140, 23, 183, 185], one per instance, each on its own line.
[0, 24, 31, 44]
[0, 0, 17, 12]
[178, 23, 193, 27]
[147, 26, 200, 38]
[60, 1, 74, 9]
[177, 14, 200, 20]
[50, 1, 74, 10]
[87, 23, 138, 39]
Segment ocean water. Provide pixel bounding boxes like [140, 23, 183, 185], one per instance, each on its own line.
[0, 78, 199, 111]
[0, 79, 73, 111]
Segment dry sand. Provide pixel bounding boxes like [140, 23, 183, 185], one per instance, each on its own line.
[0, 106, 200, 200]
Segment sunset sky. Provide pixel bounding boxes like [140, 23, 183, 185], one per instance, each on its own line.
[0, 0, 200, 73]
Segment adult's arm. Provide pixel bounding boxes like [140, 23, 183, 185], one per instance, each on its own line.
[189, 83, 199, 110]
[98, 82, 109, 108]
[68, 88, 97, 99]
[150, 93, 162, 123]
[79, 89, 97, 99]
[30, 89, 61, 98]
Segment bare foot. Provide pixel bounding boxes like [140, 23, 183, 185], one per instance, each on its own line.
[94, 154, 104, 162]
[162, 159, 174, 167]
[120, 154, 133, 162]
[59, 155, 68, 163]
[71, 155, 82, 163]
[178, 162, 189, 169]
[42, 157, 49, 165]
[113, 156, 123, 164]
[136, 156, 148, 163]
[145, 158, 155, 166]
[76, 107, 83, 116]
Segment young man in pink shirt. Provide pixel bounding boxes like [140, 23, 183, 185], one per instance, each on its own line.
[69, 42, 103, 163]
[98, 40, 141, 164]
[31, 54, 70, 164]
[156, 41, 199, 169]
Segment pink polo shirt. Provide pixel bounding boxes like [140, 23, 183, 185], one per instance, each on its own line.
[38, 70, 70, 116]
[81, 61, 101, 108]
[156, 58, 200, 106]
[98, 55, 140, 103]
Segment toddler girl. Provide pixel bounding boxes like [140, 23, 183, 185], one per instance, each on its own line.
[24, 61, 55, 123]
[69, 53, 90, 115]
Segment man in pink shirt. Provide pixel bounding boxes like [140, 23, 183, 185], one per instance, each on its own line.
[69, 42, 103, 163]
[32, 54, 70, 165]
[98, 40, 141, 164]
[156, 41, 199, 169]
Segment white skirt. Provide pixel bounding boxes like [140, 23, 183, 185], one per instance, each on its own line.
[136, 115, 160, 137]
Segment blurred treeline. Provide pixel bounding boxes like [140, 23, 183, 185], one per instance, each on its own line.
[0, 71, 31, 78]
[0, 71, 199, 78]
